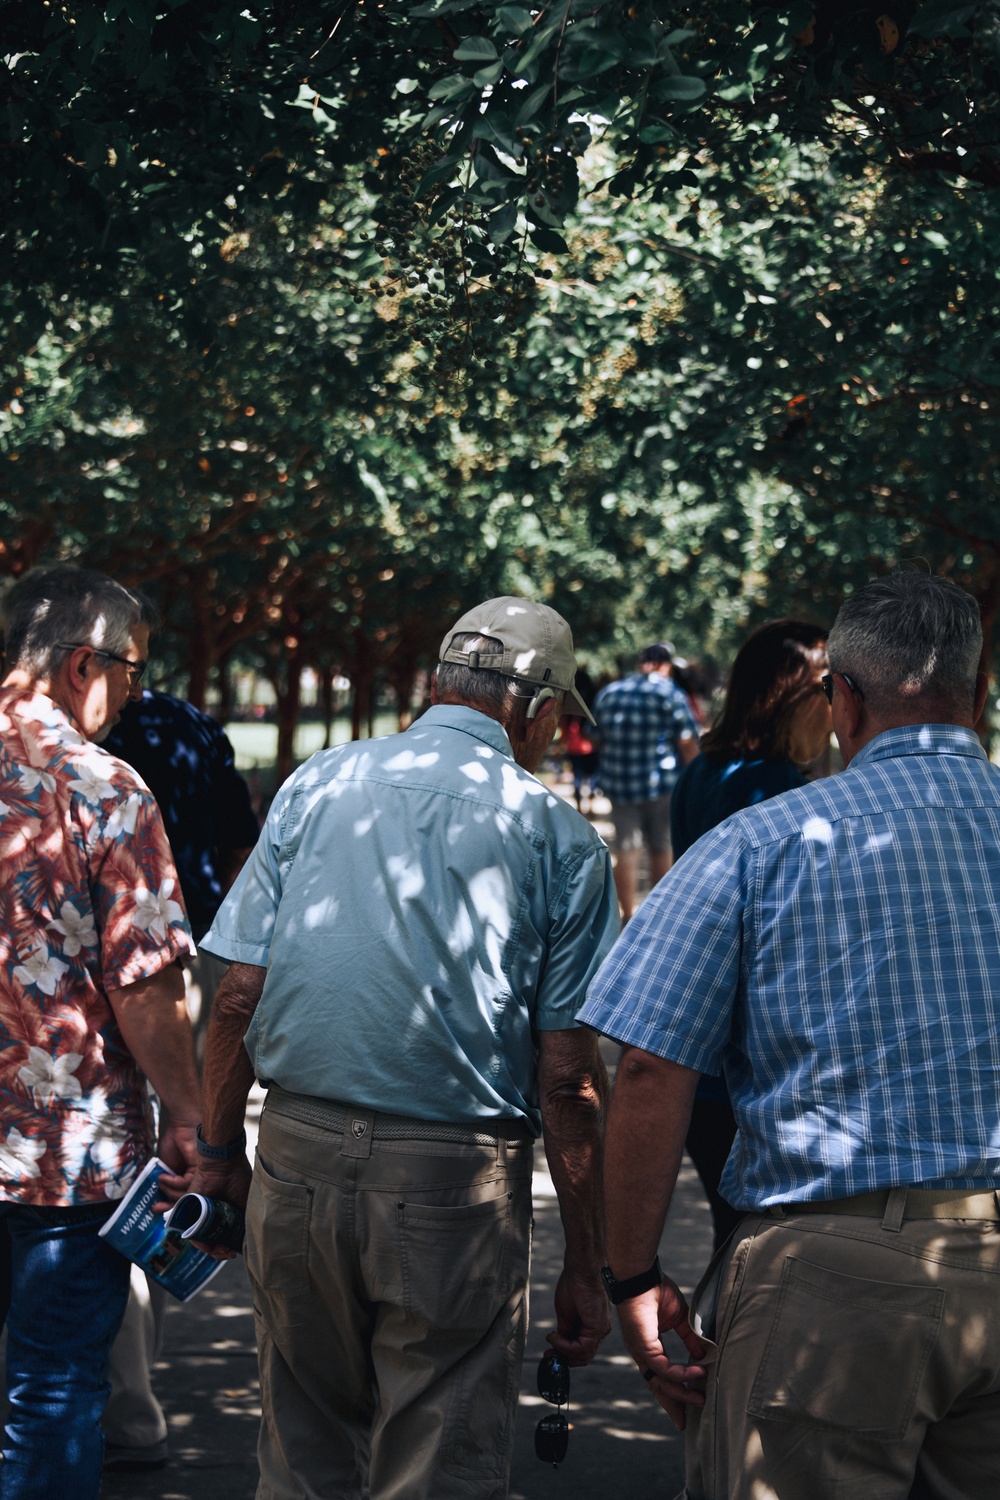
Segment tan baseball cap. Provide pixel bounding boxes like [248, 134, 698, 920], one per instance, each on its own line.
[439, 596, 595, 724]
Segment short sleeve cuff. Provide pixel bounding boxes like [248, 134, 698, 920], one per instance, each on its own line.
[199, 933, 270, 966]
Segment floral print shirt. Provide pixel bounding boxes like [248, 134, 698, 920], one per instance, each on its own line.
[0, 688, 196, 1205]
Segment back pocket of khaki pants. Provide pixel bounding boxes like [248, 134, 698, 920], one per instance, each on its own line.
[746, 1255, 943, 1440]
[246, 1155, 314, 1297]
[398, 1192, 512, 1331]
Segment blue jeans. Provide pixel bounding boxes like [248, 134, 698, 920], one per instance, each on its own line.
[0, 1201, 131, 1500]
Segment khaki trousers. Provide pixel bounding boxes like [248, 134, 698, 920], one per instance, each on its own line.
[683, 1199, 1000, 1500]
[247, 1093, 533, 1500]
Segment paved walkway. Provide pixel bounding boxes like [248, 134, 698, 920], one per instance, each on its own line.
[103, 776, 712, 1499]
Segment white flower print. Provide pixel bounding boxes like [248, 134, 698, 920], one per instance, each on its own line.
[18, 1046, 84, 1102]
[19, 765, 56, 795]
[66, 761, 116, 807]
[131, 878, 185, 941]
[0, 1127, 46, 1181]
[104, 793, 142, 842]
[12, 946, 70, 996]
[105, 1167, 136, 1201]
[0, 799, 9, 818]
[48, 901, 97, 957]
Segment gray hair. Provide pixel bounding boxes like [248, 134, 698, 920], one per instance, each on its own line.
[2, 565, 156, 678]
[435, 632, 536, 717]
[827, 572, 981, 715]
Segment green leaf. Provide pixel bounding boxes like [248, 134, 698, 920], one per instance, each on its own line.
[513, 82, 550, 125]
[529, 226, 568, 254]
[908, 3, 975, 39]
[638, 124, 674, 144]
[659, 75, 707, 103]
[453, 36, 499, 62]
[427, 73, 478, 102]
[496, 5, 534, 35]
[565, 44, 622, 79]
[489, 200, 519, 243]
[474, 59, 506, 87]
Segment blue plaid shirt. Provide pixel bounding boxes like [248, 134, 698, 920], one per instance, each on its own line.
[593, 672, 697, 802]
[579, 725, 1000, 1208]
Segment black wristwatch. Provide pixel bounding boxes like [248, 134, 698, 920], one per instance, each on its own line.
[195, 1124, 247, 1161]
[600, 1256, 663, 1305]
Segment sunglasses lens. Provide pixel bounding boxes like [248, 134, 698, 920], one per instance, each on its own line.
[535, 1412, 569, 1466]
[537, 1350, 570, 1404]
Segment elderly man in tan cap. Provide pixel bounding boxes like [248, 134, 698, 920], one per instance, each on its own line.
[190, 597, 619, 1500]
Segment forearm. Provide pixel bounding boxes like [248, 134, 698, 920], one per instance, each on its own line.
[604, 1048, 700, 1278]
[109, 963, 201, 1125]
[200, 960, 265, 1144]
[539, 1033, 609, 1272]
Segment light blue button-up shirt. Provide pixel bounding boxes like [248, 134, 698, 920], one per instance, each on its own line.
[579, 725, 1000, 1206]
[204, 705, 618, 1134]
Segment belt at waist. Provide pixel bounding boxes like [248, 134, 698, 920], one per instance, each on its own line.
[265, 1085, 535, 1147]
[770, 1186, 1000, 1224]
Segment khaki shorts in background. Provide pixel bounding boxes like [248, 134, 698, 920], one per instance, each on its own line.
[611, 795, 672, 854]
[683, 1209, 1000, 1500]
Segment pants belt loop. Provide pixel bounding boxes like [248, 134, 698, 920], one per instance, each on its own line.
[995, 1189, 1000, 1219]
[881, 1187, 907, 1232]
[768, 1205, 786, 1220]
[340, 1109, 375, 1159]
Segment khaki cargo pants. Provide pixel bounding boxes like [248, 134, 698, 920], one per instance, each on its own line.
[682, 1190, 1000, 1500]
[246, 1089, 533, 1500]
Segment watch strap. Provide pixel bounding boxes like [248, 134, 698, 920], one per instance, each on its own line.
[195, 1124, 247, 1161]
[600, 1256, 662, 1305]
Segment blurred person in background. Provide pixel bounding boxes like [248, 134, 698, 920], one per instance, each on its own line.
[593, 643, 699, 921]
[671, 620, 830, 1249]
[101, 689, 259, 1471]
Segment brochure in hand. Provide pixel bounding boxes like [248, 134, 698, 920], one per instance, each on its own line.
[99, 1156, 226, 1302]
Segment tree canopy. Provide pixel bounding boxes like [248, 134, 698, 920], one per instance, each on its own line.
[3, 2, 1000, 764]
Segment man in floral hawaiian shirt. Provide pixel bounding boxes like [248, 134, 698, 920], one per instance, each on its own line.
[0, 565, 201, 1500]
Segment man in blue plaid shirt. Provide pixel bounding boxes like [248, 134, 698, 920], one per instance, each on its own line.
[582, 573, 1000, 1500]
[593, 644, 699, 920]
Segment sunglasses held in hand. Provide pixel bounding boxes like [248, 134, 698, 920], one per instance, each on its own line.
[535, 1350, 571, 1467]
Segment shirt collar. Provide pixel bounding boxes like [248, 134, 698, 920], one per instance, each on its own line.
[851, 723, 988, 768]
[415, 703, 515, 758]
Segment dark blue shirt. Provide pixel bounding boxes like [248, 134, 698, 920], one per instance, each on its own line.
[104, 692, 259, 940]
[671, 754, 806, 862]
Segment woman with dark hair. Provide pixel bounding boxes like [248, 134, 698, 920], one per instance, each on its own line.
[670, 618, 831, 1250]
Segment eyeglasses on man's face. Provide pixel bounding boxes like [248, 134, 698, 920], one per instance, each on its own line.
[535, 1350, 571, 1467]
[820, 671, 864, 705]
[59, 644, 148, 688]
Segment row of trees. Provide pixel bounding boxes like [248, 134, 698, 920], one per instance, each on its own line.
[3, 4, 999, 772]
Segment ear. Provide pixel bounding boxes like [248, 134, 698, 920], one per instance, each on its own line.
[525, 687, 558, 722]
[835, 672, 864, 739]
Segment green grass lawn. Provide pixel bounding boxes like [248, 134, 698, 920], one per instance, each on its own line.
[226, 715, 401, 771]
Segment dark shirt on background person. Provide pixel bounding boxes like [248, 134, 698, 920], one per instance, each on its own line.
[104, 690, 259, 940]
[670, 755, 806, 862]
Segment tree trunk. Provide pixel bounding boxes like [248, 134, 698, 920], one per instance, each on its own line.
[274, 635, 303, 784]
[216, 654, 235, 726]
[351, 631, 372, 741]
[321, 666, 335, 749]
[186, 571, 214, 710]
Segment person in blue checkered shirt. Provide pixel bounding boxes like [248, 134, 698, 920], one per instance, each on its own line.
[583, 572, 1000, 1500]
[593, 643, 700, 920]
